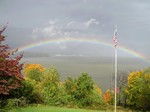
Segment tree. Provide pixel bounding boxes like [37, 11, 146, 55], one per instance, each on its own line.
[75, 72, 94, 107]
[40, 67, 61, 105]
[64, 72, 105, 109]
[24, 64, 44, 81]
[64, 72, 94, 107]
[111, 71, 128, 106]
[103, 89, 114, 105]
[0, 25, 23, 95]
[117, 71, 128, 107]
[126, 69, 150, 110]
[144, 67, 150, 74]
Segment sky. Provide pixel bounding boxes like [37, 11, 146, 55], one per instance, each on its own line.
[0, 0, 150, 59]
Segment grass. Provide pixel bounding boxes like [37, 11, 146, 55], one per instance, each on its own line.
[6, 105, 134, 112]
[7, 105, 102, 112]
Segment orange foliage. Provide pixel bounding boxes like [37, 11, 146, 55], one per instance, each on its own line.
[103, 89, 113, 104]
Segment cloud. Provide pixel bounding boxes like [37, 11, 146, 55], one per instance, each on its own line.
[41, 25, 61, 37]
[31, 20, 63, 39]
[49, 20, 58, 25]
[31, 19, 103, 44]
[32, 20, 84, 40]
[84, 18, 99, 27]
[67, 21, 76, 27]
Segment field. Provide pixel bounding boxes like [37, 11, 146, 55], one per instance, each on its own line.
[5, 105, 133, 112]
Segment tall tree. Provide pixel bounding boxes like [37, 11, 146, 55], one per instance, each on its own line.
[64, 72, 95, 107]
[127, 69, 150, 110]
[0, 25, 23, 95]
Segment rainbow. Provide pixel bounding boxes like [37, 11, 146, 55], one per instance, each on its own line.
[16, 37, 150, 63]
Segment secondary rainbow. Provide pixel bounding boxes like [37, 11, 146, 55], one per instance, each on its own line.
[16, 37, 150, 63]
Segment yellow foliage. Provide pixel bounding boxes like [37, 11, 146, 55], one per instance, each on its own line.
[127, 71, 143, 85]
[24, 64, 45, 79]
[126, 68, 150, 108]
[144, 73, 150, 80]
[94, 85, 102, 95]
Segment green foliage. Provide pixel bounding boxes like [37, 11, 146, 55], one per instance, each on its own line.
[127, 69, 150, 110]
[75, 72, 94, 107]
[56, 84, 71, 106]
[89, 87, 106, 110]
[63, 77, 77, 107]
[9, 80, 41, 104]
[64, 72, 105, 109]
[6, 99, 19, 108]
[6, 97, 27, 108]
[41, 67, 63, 105]
[144, 67, 150, 74]
[41, 67, 60, 83]
[26, 69, 42, 82]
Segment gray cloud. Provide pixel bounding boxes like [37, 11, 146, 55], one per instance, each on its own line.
[0, 0, 150, 57]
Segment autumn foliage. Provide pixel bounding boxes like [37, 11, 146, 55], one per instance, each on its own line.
[126, 69, 150, 110]
[103, 89, 114, 105]
[24, 64, 45, 74]
[0, 26, 23, 95]
[24, 64, 44, 81]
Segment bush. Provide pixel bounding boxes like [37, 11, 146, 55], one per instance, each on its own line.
[9, 80, 42, 104]
[55, 84, 71, 106]
[0, 109, 7, 112]
[6, 97, 27, 108]
[0, 99, 7, 108]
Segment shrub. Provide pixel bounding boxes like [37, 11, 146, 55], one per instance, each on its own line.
[9, 80, 42, 104]
[6, 97, 27, 108]
[103, 89, 114, 105]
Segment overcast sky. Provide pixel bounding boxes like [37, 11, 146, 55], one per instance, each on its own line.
[0, 0, 150, 58]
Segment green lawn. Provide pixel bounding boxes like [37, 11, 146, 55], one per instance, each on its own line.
[7, 105, 103, 112]
[5, 105, 133, 112]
